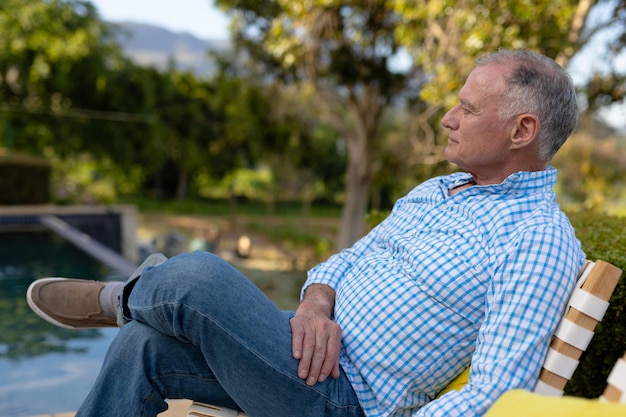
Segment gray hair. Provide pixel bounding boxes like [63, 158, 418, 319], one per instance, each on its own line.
[476, 50, 578, 161]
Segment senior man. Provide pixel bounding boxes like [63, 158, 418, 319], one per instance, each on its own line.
[27, 49, 584, 417]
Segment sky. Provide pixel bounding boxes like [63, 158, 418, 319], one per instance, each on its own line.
[89, 0, 231, 40]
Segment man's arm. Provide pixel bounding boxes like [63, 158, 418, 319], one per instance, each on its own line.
[291, 283, 342, 386]
[292, 214, 388, 385]
[415, 226, 584, 416]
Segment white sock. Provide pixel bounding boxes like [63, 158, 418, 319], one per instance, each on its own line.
[99, 282, 125, 319]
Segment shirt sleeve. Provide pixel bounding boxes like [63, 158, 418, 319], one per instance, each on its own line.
[413, 224, 585, 416]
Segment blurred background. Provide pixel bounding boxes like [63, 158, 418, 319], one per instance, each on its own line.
[1, 0, 625, 415]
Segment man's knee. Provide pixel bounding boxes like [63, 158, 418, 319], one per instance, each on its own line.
[107, 320, 167, 361]
[139, 251, 244, 301]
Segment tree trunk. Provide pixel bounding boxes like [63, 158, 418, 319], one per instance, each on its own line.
[333, 87, 384, 251]
[335, 145, 372, 250]
[175, 167, 188, 201]
[556, 0, 595, 68]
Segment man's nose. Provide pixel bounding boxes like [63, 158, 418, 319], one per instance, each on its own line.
[441, 106, 458, 130]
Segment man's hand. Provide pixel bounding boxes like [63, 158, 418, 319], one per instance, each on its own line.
[290, 284, 342, 386]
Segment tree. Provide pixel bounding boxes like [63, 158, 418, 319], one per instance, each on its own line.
[150, 68, 219, 200]
[217, 0, 419, 249]
[575, 0, 626, 113]
[395, 0, 587, 94]
[0, 0, 131, 154]
[202, 56, 344, 215]
[215, 0, 626, 249]
[0, 1, 182, 201]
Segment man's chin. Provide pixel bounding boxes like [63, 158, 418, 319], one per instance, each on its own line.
[444, 147, 456, 163]
[444, 151, 465, 171]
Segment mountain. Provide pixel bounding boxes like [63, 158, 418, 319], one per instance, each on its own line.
[112, 22, 230, 76]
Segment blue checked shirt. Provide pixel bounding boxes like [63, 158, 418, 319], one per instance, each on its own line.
[303, 167, 585, 417]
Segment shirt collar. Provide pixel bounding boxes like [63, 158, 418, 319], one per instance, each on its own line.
[440, 166, 557, 195]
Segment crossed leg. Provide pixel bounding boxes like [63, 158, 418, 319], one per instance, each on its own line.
[77, 251, 363, 417]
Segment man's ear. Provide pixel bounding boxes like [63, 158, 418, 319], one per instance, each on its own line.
[510, 114, 539, 149]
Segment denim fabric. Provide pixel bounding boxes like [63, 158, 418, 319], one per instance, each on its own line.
[77, 251, 364, 417]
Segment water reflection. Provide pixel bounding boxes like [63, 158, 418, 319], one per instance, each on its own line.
[0, 231, 120, 416]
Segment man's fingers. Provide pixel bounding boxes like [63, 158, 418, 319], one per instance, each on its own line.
[306, 341, 328, 385]
[290, 313, 342, 386]
[332, 360, 341, 379]
[291, 315, 317, 380]
[316, 323, 342, 383]
[290, 317, 305, 359]
[303, 320, 342, 385]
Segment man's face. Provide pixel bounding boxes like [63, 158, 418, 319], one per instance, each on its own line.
[441, 63, 516, 179]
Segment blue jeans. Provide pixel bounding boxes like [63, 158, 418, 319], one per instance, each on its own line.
[76, 251, 364, 417]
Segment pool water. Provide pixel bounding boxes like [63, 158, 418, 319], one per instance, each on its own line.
[0, 231, 123, 417]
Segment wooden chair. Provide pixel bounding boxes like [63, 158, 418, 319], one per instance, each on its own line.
[533, 260, 622, 395]
[183, 259, 623, 417]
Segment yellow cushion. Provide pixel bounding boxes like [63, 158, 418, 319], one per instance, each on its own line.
[485, 390, 626, 417]
[436, 367, 470, 398]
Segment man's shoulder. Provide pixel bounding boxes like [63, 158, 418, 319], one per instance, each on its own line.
[505, 205, 582, 255]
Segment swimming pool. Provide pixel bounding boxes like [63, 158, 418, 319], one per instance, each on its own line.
[0, 231, 123, 417]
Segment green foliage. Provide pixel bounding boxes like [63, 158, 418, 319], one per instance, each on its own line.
[216, 0, 616, 249]
[393, 0, 588, 109]
[198, 167, 274, 201]
[218, 0, 425, 248]
[133, 195, 341, 218]
[50, 152, 142, 204]
[0, 0, 131, 155]
[365, 209, 390, 230]
[0, 1, 327, 203]
[553, 131, 626, 214]
[585, 72, 626, 111]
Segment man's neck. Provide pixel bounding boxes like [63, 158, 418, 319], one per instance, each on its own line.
[470, 160, 547, 187]
[448, 179, 477, 196]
